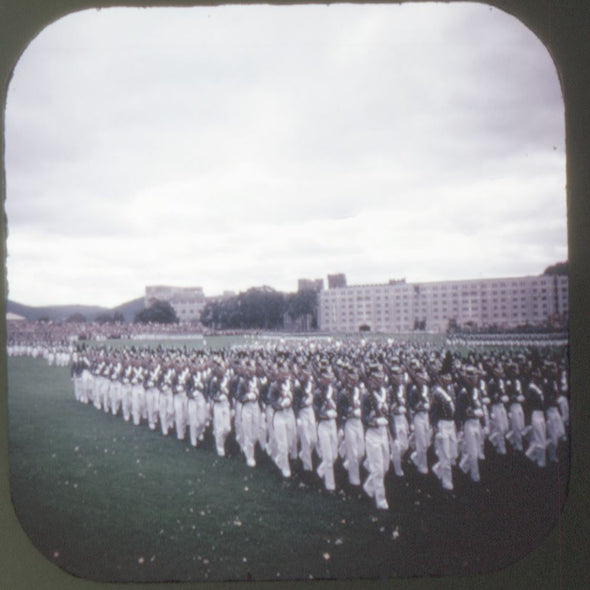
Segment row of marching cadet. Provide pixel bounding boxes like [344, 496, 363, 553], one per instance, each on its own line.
[67, 338, 569, 510]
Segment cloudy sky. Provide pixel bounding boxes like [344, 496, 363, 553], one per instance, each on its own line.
[5, 3, 567, 308]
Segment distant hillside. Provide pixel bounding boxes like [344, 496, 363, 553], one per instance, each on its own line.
[6, 297, 145, 322]
[6, 301, 110, 322]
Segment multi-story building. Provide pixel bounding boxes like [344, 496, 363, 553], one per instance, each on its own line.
[145, 286, 207, 323]
[318, 273, 568, 333]
[297, 278, 324, 292]
[327, 273, 347, 289]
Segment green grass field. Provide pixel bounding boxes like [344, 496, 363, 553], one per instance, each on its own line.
[7, 338, 569, 583]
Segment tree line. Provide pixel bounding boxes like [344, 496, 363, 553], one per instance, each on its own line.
[57, 288, 318, 330]
[200, 287, 318, 331]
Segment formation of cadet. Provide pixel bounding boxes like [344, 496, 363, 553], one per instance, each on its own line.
[7, 339, 74, 367]
[68, 338, 569, 510]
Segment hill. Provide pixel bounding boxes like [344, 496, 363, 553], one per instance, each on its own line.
[6, 297, 145, 323]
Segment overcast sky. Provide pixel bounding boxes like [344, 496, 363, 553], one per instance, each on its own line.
[5, 3, 567, 308]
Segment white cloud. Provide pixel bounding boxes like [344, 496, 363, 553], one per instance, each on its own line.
[5, 3, 566, 306]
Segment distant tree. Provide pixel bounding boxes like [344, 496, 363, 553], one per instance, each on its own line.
[96, 311, 126, 324]
[200, 301, 219, 329]
[134, 300, 179, 324]
[67, 312, 87, 323]
[286, 290, 318, 331]
[543, 261, 568, 275]
[200, 287, 286, 330]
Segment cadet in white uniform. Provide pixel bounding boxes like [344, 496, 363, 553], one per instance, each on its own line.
[362, 364, 390, 510]
[337, 365, 365, 487]
[294, 367, 318, 472]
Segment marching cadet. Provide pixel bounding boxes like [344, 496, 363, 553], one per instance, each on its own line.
[387, 362, 410, 477]
[187, 362, 210, 447]
[457, 365, 485, 482]
[229, 362, 245, 451]
[121, 362, 134, 423]
[487, 363, 509, 455]
[525, 366, 548, 468]
[239, 361, 262, 467]
[293, 363, 318, 472]
[173, 364, 190, 440]
[256, 362, 270, 455]
[159, 362, 176, 436]
[210, 362, 232, 457]
[92, 358, 106, 411]
[542, 361, 566, 463]
[264, 364, 279, 459]
[109, 357, 123, 417]
[79, 352, 93, 405]
[337, 364, 365, 487]
[269, 363, 298, 478]
[70, 352, 85, 402]
[557, 358, 570, 428]
[478, 360, 491, 445]
[362, 363, 390, 510]
[429, 357, 458, 491]
[145, 360, 162, 431]
[407, 359, 431, 475]
[131, 361, 146, 426]
[100, 359, 113, 414]
[313, 362, 339, 491]
[505, 361, 526, 452]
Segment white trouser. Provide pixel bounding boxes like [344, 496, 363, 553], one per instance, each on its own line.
[188, 392, 209, 446]
[489, 403, 509, 454]
[390, 414, 410, 476]
[272, 408, 297, 478]
[411, 411, 430, 474]
[131, 384, 145, 426]
[343, 418, 365, 486]
[101, 378, 111, 413]
[317, 419, 338, 490]
[433, 420, 457, 490]
[159, 392, 174, 435]
[73, 376, 82, 401]
[546, 406, 565, 462]
[526, 410, 547, 468]
[257, 406, 268, 454]
[240, 401, 260, 467]
[121, 384, 132, 422]
[146, 387, 160, 430]
[234, 401, 244, 449]
[297, 406, 317, 471]
[557, 395, 569, 426]
[506, 403, 525, 451]
[174, 393, 188, 440]
[265, 405, 275, 457]
[363, 425, 390, 509]
[110, 381, 121, 416]
[213, 400, 231, 456]
[460, 419, 482, 482]
[93, 377, 105, 410]
[80, 371, 92, 404]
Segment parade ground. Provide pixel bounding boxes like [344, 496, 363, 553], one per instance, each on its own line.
[7, 335, 569, 583]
